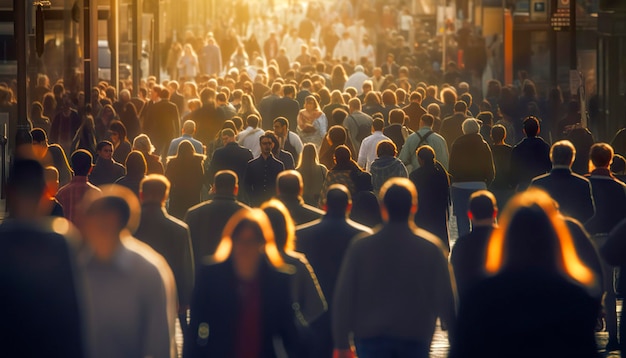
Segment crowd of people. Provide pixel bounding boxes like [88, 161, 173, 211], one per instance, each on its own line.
[2, 1, 626, 356]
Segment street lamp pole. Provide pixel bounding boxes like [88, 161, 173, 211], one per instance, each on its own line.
[15, 0, 32, 149]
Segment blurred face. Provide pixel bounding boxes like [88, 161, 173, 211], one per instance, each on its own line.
[273, 122, 286, 137]
[98, 144, 113, 160]
[109, 131, 120, 145]
[222, 134, 235, 145]
[232, 226, 264, 280]
[305, 101, 315, 111]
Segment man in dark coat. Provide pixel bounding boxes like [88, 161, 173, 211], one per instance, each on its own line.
[402, 91, 427, 128]
[258, 83, 282, 130]
[510, 116, 551, 191]
[1, 159, 85, 358]
[185, 170, 250, 264]
[144, 87, 180, 159]
[383, 108, 410, 152]
[275, 170, 324, 226]
[530, 140, 595, 223]
[189, 88, 220, 146]
[450, 190, 497, 300]
[439, 101, 468, 151]
[269, 84, 300, 132]
[244, 132, 285, 207]
[206, 129, 253, 195]
[296, 185, 372, 358]
[167, 81, 185, 116]
[134, 174, 194, 333]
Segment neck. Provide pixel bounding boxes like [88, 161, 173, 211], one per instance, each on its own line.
[91, 234, 122, 261]
[472, 219, 495, 228]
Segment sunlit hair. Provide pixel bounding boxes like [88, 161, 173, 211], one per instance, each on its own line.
[260, 199, 296, 253]
[305, 95, 321, 111]
[485, 189, 597, 289]
[212, 208, 284, 268]
[330, 90, 344, 105]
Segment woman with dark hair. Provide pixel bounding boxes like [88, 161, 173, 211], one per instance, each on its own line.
[261, 200, 326, 327]
[409, 145, 451, 250]
[440, 87, 458, 119]
[317, 87, 331, 108]
[132, 134, 164, 175]
[349, 169, 383, 228]
[120, 101, 141, 141]
[450, 189, 601, 358]
[319, 145, 364, 202]
[165, 140, 205, 219]
[380, 89, 400, 125]
[115, 151, 147, 197]
[109, 120, 132, 165]
[330, 65, 348, 91]
[184, 208, 301, 357]
[29, 101, 51, 135]
[96, 104, 117, 141]
[361, 91, 384, 118]
[296, 143, 328, 207]
[318, 126, 356, 172]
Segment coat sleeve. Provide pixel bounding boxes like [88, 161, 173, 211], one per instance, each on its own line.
[332, 242, 359, 350]
[293, 255, 327, 325]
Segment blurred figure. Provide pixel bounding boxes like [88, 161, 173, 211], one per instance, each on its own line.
[296, 184, 373, 358]
[31, 128, 73, 186]
[206, 128, 253, 196]
[1, 159, 85, 357]
[115, 151, 148, 197]
[29, 101, 51, 135]
[42, 166, 64, 217]
[296, 143, 328, 207]
[297, 95, 328, 149]
[71, 115, 98, 156]
[602, 217, 626, 354]
[320, 145, 363, 200]
[275, 170, 324, 226]
[370, 139, 408, 194]
[510, 116, 551, 191]
[168, 120, 204, 156]
[398, 114, 449, 173]
[57, 150, 101, 226]
[488, 124, 514, 211]
[135, 175, 194, 334]
[357, 118, 391, 171]
[89, 141, 125, 187]
[261, 200, 327, 326]
[109, 120, 132, 165]
[165, 140, 205, 219]
[333, 178, 455, 358]
[185, 170, 250, 264]
[273, 117, 303, 164]
[450, 190, 497, 299]
[244, 132, 285, 207]
[184, 209, 301, 357]
[410, 145, 451, 251]
[79, 186, 177, 358]
[133, 134, 164, 175]
[450, 189, 600, 357]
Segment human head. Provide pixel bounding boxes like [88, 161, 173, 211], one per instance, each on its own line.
[132, 134, 156, 154]
[389, 109, 405, 125]
[409, 91, 423, 103]
[297, 143, 320, 168]
[273, 117, 289, 137]
[468, 190, 497, 223]
[372, 118, 384, 132]
[71, 149, 94, 176]
[611, 154, 626, 174]
[304, 95, 320, 111]
[376, 140, 397, 158]
[420, 114, 435, 128]
[140, 174, 171, 205]
[213, 170, 238, 196]
[523, 116, 540, 137]
[589, 143, 614, 169]
[416, 145, 436, 167]
[30, 128, 49, 158]
[348, 97, 362, 112]
[427, 103, 440, 118]
[333, 145, 352, 166]
[183, 120, 196, 135]
[174, 140, 195, 159]
[96, 141, 114, 160]
[454, 101, 467, 114]
[246, 114, 260, 129]
[213, 208, 284, 279]
[491, 124, 506, 144]
[261, 199, 296, 252]
[44, 166, 60, 199]
[125, 151, 147, 178]
[108, 120, 128, 143]
[379, 178, 417, 223]
[276, 170, 303, 198]
[462, 118, 480, 135]
[7, 159, 46, 217]
[485, 189, 596, 290]
[324, 184, 352, 217]
[259, 132, 275, 156]
[550, 140, 576, 167]
[221, 128, 236, 145]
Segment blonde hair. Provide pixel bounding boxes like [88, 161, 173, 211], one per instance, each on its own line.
[212, 208, 284, 268]
[485, 189, 597, 290]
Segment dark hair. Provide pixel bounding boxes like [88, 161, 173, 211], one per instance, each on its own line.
[109, 120, 128, 141]
[468, 190, 497, 220]
[454, 101, 467, 113]
[389, 109, 405, 124]
[276, 171, 302, 197]
[372, 118, 384, 131]
[590, 143, 614, 168]
[214, 170, 238, 195]
[8, 159, 45, 201]
[420, 114, 434, 127]
[491, 124, 506, 143]
[523, 116, 540, 137]
[376, 140, 397, 157]
[416, 145, 436, 165]
[550, 141, 575, 166]
[86, 196, 131, 230]
[325, 184, 351, 215]
[71, 149, 94, 176]
[97, 140, 113, 152]
[380, 179, 415, 222]
[282, 84, 296, 97]
[125, 151, 147, 178]
[31, 128, 48, 143]
[331, 108, 348, 126]
[246, 114, 260, 128]
[273, 117, 289, 128]
[611, 154, 626, 174]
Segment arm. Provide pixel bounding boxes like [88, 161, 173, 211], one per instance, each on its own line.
[601, 219, 626, 266]
[294, 255, 327, 324]
[142, 271, 172, 358]
[581, 181, 596, 223]
[356, 139, 367, 169]
[180, 227, 195, 311]
[332, 243, 359, 350]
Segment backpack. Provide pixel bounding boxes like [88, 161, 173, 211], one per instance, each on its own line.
[349, 114, 371, 144]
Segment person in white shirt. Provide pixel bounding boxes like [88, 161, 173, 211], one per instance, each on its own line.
[280, 28, 304, 62]
[359, 37, 376, 68]
[237, 114, 265, 157]
[358, 118, 391, 171]
[332, 32, 357, 63]
[344, 65, 370, 94]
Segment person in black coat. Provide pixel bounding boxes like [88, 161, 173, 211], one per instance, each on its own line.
[530, 140, 595, 223]
[89, 141, 126, 187]
[450, 191, 497, 299]
[185, 170, 250, 264]
[275, 170, 324, 226]
[510, 116, 551, 191]
[1, 160, 85, 358]
[384, 108, 411, 152]
[449, 189, 602, 358]
[601, 218, 626, 354]
[296, 185, 373, 358]
[206, 128, 253, 193]
[269, 84, 300, 132]
[244, 133, 285, 207]
[184, 209, 300, 357]
[144, 87, 181, 158]
[409, 145, 451, 250]
[134, 174, 194, 333]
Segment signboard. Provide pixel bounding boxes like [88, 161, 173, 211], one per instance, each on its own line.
[550, 7, 570, 31]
